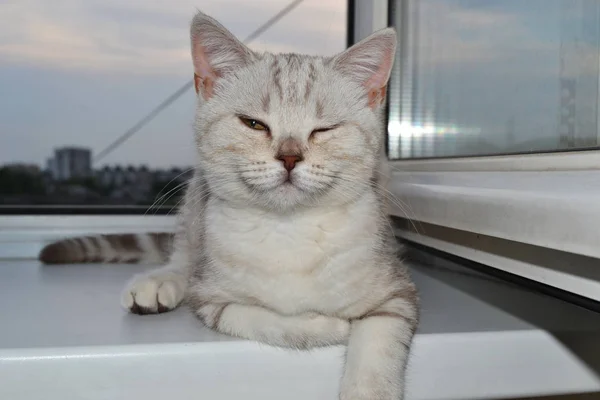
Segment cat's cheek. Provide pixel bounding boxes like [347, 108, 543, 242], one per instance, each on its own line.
[241, 131, 272, 145]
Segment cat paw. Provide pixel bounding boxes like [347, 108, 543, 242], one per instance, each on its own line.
[121, 274, 185, 315]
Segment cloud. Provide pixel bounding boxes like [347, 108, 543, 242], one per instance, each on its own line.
[0, 0, 347, 168]
[412, 0, 598, 78]
[413, 1, 548, 67]
[0, 0, 346, 75]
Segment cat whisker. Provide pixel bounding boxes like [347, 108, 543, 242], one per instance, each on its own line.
[145, 167, 197, 215]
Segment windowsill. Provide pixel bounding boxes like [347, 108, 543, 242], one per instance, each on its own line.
[388, 169, 600, 259]
[2, 258, 600, 399]
[0, 215, 175, 259]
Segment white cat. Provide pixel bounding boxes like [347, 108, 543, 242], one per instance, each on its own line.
[39, 11, 419, 399]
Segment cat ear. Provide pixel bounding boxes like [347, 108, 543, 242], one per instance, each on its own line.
[332, 28, 397, 108]
[190, 11, 254, 99]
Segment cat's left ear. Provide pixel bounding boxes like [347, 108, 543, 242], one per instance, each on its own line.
[190, 11, 254, 100]
[332, 28, 397, 108]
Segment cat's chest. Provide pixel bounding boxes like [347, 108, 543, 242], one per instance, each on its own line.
[203, 199, 379, 313]
[205, 203, 359, 273]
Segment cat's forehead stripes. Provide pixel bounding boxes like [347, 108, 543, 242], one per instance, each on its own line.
[265, 54, 323, 114]
[305, 63, 317, 102]
[261, 92, 271, 113]
[315, 99, 324, 120]
[271, 58, 284, 104]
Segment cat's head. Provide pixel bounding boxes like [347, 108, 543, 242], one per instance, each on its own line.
[191, 11, 395, 212]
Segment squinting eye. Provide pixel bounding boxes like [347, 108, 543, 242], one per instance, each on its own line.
[310, 124, 339, 138]
[240, 117, 269, 131]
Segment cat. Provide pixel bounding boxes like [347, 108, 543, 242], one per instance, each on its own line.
[39, 11, 419, 400]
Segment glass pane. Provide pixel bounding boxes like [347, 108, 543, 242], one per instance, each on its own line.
[388, 0, 600, 159]
[0, 0, 347, 207]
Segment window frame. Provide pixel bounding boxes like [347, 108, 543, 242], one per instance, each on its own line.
[381, 0, 600, 301]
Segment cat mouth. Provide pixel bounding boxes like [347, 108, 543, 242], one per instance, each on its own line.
[279, 177, 302, 191]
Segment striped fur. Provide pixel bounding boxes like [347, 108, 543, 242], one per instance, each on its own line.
[38, 233, 174, 265]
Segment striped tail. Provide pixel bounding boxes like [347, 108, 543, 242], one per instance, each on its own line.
[38, 233, 174, 265]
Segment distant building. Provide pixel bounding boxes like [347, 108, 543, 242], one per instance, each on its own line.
[125, 165, 138, 184]
[47, 147, 92, 181]
[113, 166, 125, 187]
[154, 167, 190, 183]
[3, 163, 41, 174]
[134, 165, 153, 192]
[95, 166, 113, 187]
[46, 158, 57, 178]
[95, 165, 153, 194]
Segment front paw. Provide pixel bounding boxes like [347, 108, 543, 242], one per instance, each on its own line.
[121, 274, 184, 315]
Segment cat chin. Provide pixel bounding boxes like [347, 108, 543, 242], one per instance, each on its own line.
[260, 183, 310, 210]
[271, 181, 304, 198]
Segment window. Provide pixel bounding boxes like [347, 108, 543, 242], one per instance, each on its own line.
[386, 0, 600, 303]
[0, 0, 347, 210]
[388, 0, 600, 159]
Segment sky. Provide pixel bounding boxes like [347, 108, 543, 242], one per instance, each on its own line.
[1, 0, 599, 167]
[0, 0, 347, 168]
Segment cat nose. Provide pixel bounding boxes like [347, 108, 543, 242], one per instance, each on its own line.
[277, 154, 302, 172]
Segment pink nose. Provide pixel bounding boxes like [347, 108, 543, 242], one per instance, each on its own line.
[278, 155, 302, 172]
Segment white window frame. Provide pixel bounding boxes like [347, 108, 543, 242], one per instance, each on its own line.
[378, 0, 600, 302]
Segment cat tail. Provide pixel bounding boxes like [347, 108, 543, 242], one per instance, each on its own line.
[38, 233, 174, 265]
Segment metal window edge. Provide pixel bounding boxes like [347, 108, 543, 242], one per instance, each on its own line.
[395, 220, 600, 303]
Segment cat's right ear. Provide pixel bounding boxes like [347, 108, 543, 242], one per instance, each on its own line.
[190, 11, 254, 100]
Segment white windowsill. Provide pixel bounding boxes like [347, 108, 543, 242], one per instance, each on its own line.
[2, 259, 600, 400]
[388, 169, 600, 260]
[0, 215, 176, 259]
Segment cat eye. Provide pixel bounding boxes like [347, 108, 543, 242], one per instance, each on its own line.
[239, 116, 269, 132]
[310, 125, 339, 139]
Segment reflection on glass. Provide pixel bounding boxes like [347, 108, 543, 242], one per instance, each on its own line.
[388, 0, 600, 159]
